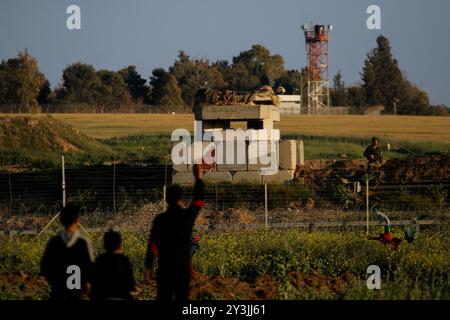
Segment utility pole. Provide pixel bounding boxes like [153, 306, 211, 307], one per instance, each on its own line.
[113, 153, 116, 215]
[264, 181, 269, 229]
[62, 155, 66, 208]
[393, 98, 399, 116]
[365, 175, 370, 235]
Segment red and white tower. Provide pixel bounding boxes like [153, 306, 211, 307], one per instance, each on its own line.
[302, 23, 332, 114]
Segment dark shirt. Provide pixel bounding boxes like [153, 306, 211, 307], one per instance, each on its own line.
[40, 231, 94, 301]
[364, 144, 382, 163]
[93, 253, 136, 300]
[145, 179, 204, 272]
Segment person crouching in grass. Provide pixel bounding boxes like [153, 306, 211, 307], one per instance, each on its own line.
[40, 204, 94, 301]
[92, 230, 136, 300]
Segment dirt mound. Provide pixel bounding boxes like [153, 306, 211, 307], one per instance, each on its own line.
[289, 272, 355, 296]
[0, 272, 48, 299]
[1, 271, 359, 300]
[189, 272, 279, 300]
[297, 157, 450, 186]
[1, 271, 279, 300]
[0, 116, 111, 168]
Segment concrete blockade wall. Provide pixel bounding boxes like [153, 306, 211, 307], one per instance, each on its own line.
[172, 172, 195, 185]
[247, 140, 279, 171]
[188, 141, 216, 171]
[233, 171, 263, 184]
[279, 140, 297, 170]
[172, 142, 188, 172]
[263, 170, 295, 184]
[204, 171, 233, 183]
[216, 139, 248, 172]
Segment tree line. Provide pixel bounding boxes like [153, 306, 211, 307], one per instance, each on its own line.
[0, 36, 447, 115]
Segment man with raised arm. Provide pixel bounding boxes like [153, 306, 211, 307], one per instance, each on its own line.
[145, 164, 204, 301]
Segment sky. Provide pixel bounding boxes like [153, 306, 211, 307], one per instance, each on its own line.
[1, 0, 449, 106]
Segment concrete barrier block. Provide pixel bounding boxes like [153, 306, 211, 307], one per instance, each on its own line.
[296, 140, 305, 166]
[263, 170, 294, 184]
[172, 172, 195, 185]
[204, 171, 233, 183]
[171, 142, 189, 172]
[247, 140, 278, 171]
[173, 163, 188, 172]
[247, 128, 280, 141]
[187, 141, 216, 171]
[279, 140, 296, 170]
[233, 171, 263, 184]
[216, 139, 248, 171]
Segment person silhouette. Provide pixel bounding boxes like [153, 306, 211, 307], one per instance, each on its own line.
[92, 230, 136, 300]
[40, 205, 94, 301]
[145, 164, 204, 301]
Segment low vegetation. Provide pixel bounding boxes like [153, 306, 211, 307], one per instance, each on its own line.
[1, 229, 448, 300]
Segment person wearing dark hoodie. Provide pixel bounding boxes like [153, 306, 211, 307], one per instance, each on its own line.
[145, 164, 205, 301]
[92, 230, 136, 300]
[40, 204, 94, 301]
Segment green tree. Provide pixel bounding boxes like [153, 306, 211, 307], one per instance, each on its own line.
[361, 35, 431, 114]
[160, 74, 184, 108]
[346, 85, 367, 109]
[225, 44, 285, 91]
[0, 49, 46, 112]
[118, 65, 149, 102]
[398, 80, 431, 115]
[97, 69, 130, 110]
[149, 68, 184, 108]
[169, 51, 227, 106]
[149, 68, 168, 105]
[431, 104, 449, 116]
[361, 35, 403, 111]
[61, 62, 103, 105]
[275, 70, 299, 94]
[331, 70, 348, 106]
[37, 79, 52, 105]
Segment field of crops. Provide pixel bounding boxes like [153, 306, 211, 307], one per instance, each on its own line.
[2, 114, 448, 167]
[3, 114, 449, 142]
[1, 228, 449, 300]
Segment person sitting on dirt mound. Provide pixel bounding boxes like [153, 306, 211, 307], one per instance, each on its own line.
[145, 164, 205, 301]
[40, 204, 94, 301]
[364, 137, 383, 169]
[92, 230, 136, 300]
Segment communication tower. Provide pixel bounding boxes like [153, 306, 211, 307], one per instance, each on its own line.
[302, 23, 332, 114]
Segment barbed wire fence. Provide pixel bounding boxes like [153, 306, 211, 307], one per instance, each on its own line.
[0, 155, 448, 234]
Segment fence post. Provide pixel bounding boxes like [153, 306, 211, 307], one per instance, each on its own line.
[61, 155, 66, 208]
[415, 221, 420, 238]
[264, 180, 268, 229]
[297, 140, 305, 167]
[8, 172, 12, 217]
[215, 182, 218, 210]
[365, 175, 370, 235]
[113, 153, 116, 215]
[163, 156, 168, 211]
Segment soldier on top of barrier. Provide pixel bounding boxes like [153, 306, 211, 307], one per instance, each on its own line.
[364, 137, 383, 169]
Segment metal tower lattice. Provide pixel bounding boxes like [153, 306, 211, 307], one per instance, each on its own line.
[302, 23, 332, 114]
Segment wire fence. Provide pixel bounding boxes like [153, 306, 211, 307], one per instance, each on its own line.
[1, 219, 444, 238]
[0, 161, 448, 220]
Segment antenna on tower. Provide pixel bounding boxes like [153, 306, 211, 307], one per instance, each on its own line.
[302, 22, 332, 114]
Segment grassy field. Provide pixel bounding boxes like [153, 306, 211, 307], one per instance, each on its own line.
[279, 115, 450, 144]
[1, 114, 449, 167]
[1, 229, 449, 300]
[44, 114, 450, 142]
[3, 113, 449, 142]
